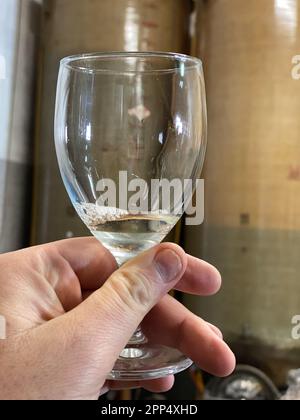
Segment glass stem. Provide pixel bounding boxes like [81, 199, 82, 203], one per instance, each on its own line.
[116, 257, 148, 347]
[128, 326, 148, 346]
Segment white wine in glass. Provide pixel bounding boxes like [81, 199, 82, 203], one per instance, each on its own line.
[76, 203, 180, 264]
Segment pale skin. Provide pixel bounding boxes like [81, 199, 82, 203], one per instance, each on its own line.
[0, 238, 235, 400]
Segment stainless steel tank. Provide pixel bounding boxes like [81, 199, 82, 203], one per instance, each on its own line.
[184, 0, 300, 386]
[32, 0, 191, 244]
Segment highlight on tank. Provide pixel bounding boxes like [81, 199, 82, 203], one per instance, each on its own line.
[0, 0, 299, 401]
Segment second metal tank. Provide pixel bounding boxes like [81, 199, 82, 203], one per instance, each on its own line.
[184, 0, 300, 386]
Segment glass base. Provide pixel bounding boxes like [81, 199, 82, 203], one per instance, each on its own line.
[107, 343, 193, 380]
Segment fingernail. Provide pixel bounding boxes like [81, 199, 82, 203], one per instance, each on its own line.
[154, 249, 183, 283]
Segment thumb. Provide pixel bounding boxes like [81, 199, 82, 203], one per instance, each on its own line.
[60, 243, 187, 373]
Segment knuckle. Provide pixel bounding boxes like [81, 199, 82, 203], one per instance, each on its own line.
[38, 246, 78, 290]
[108, 268, 153, 310]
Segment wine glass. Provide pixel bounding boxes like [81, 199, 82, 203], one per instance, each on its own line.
[54, 52, 207, 380]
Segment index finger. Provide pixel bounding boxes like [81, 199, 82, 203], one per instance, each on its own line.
[175, 254, 222, 296]
[48, 237, 118, 290]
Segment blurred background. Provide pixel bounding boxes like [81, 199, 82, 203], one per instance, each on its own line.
[1, 0, 300, 400]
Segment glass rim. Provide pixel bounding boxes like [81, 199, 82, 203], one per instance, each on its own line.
[60, 51, 203, 75]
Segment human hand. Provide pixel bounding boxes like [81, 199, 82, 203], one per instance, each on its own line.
[0, 238, 235, 400]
